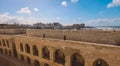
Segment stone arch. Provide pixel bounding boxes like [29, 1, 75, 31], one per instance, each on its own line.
[32, 45, 38, 56]
[26, 57, 31, 64]
[0, 41, 1, 46]
[25, 44, 30, 53]
[44, 63, 49, 66]
[71, 53, 85, 66]
[20, 43, 23, 52]
[93, 58, 109, 66]
[54, 49, 65, 65]
[21, 54, 24, 62]
[4, 49, 7, 54]
[0, 48, 3, 53]
[34, 60, 40, 66]
[2, 39, 6, 46]
[9, 50, 12, 56]
[42, 46, 50, 59]
[6, 40, 9, 47]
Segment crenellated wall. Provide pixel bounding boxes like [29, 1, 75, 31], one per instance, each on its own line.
[27, 29, 120, 45]
[0, 34, 120, 66]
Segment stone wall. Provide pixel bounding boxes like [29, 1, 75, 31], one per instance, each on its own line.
[0, 29, 26, 35]
[27, 29, 120, 45]
[0, 35, 120, 66]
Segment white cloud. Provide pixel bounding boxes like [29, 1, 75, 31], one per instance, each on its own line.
[34, 8, 39, 12]
[85, 18, 120, 26]
[17, 7, 31, 14]
[0, 12, 41, 25]
[107, 0, 120, 8]
[61, 1, 67, 6]
[0, 12, 58, 25]
[71, 0, 79, 3]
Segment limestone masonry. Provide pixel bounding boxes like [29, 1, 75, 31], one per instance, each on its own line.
[0, 29, 120, 66]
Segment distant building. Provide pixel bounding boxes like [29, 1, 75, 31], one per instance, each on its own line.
[64, 23, 85, 30]
[0, 24, 33, 29]
[52, 22, 63, 29]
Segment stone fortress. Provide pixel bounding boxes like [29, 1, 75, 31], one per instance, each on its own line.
[0, 29, 120, 66]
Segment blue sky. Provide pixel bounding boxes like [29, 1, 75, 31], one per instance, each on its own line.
[0, 0, 120, 26]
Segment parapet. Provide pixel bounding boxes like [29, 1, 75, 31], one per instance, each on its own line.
[27, 29, 120, 46]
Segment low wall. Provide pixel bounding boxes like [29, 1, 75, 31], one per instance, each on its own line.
[0, 29, 26, 35]
[27, 29, 120, 45]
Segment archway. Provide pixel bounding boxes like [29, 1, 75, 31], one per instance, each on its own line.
[33, 45, 38, 56]
[42, 47, 50, 59]
[93, 58, 109, 66]
[0, 48, 3, 53]
[20, 43, 23, 52]
[44, 63, 49, 66]
[34, 60, 40, 66]
[4, 49, 7, 55]
[2, 39, 6, 46]
[21, 55, 24, 62]
[71, 53, 84, 66]
[25, 44, 30, 53]
[0, 41, 1, 46]
[26, 57, 31, 64]
[54, 49, 65, 65]
[9, 51, 12, 56]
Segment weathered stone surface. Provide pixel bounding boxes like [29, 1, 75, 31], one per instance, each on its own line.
[0, 29, 120, 66]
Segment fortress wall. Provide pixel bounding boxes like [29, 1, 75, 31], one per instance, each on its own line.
[27, 29, 120, 45]
[0, 29, 26, 35]
[13, 35, 120, 66]
[0, 34, 120, 66]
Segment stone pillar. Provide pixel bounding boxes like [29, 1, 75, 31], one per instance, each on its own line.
[49, 48, 55, 61]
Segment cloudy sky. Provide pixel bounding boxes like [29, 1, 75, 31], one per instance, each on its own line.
[0, 0, 120, 26]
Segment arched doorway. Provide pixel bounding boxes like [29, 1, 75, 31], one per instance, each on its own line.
[33, 45, 38, 56]
[44, 63, 49, 66]
[0, 41, 2, 46]
[20, 43, 23, 52]
[54, 49, 65, 65]
[21, 54, 24, 62]
[42, 47, 50, 59]
[9, 51, 12, 56]
[26, 57, 31, 64]
[93, 58, 109, 66]
[2, 39, 6, 46]
[25, 44, 30, 53]
[71, 53, 84, 66]
[0, 48, 3, 53]
[34, 60, 40, 66]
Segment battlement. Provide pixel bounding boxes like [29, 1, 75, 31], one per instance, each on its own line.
[27, 29, 120, 46]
